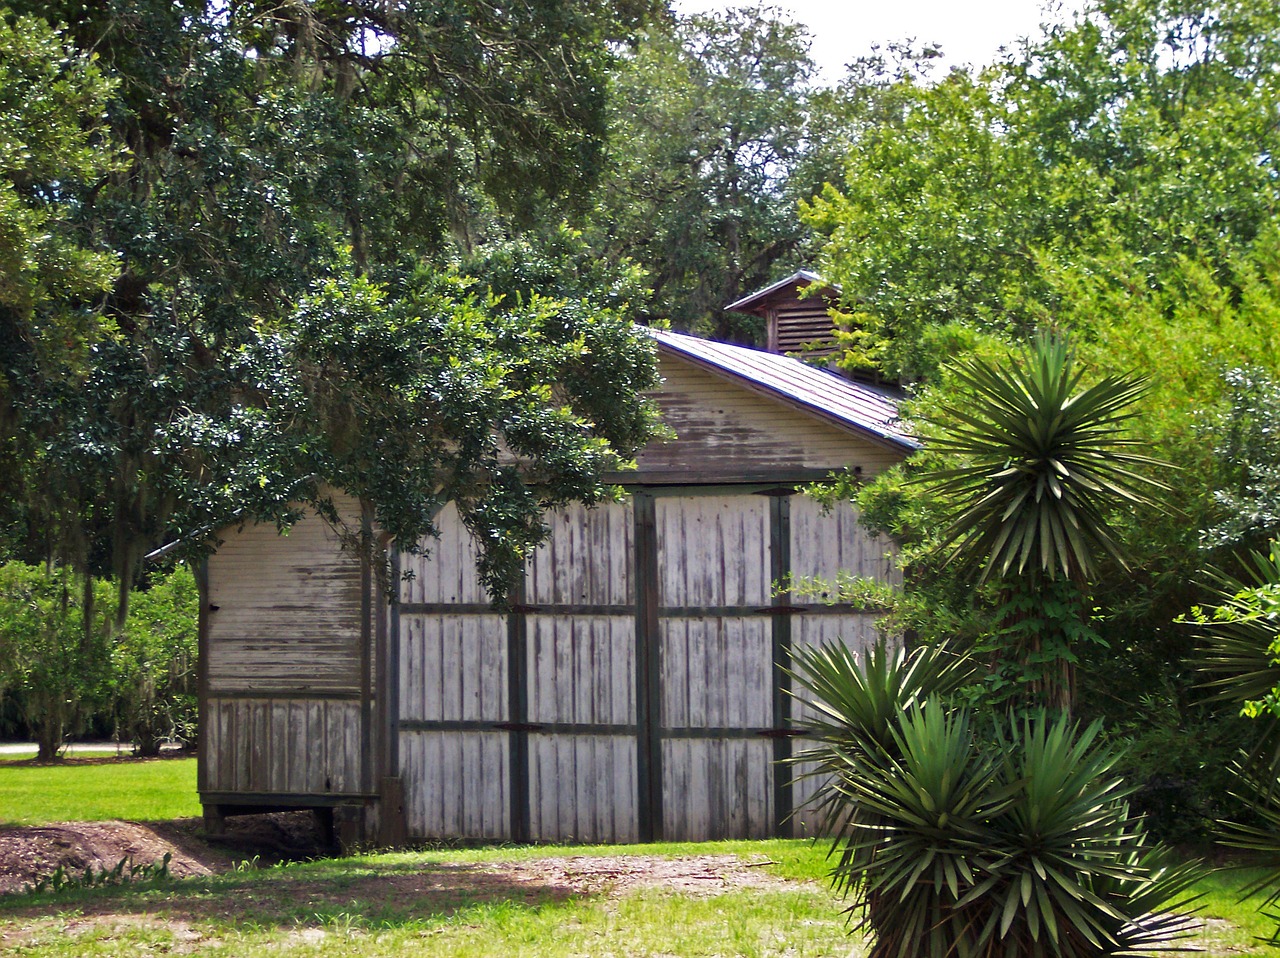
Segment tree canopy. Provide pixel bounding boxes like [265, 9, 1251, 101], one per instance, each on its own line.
[0, 0, 665, 605]
[584, 5, 821, 342]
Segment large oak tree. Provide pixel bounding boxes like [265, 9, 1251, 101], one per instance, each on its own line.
[0, 0, 665, 608]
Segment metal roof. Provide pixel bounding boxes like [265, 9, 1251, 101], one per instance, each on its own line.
[649, 329, 919, 452]
[724, 269, 831, 314]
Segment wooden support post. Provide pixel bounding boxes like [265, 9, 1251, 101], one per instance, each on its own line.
[770, 494, 794, 835]
[507, 577, 530, 843]
[334, 804, 366, 855]
[202, 804, 226, 839]
[634, 493, 664, 842]
[378, 777, 407, 848]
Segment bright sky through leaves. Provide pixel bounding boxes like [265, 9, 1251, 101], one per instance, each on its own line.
[673, 0, 1085, 82]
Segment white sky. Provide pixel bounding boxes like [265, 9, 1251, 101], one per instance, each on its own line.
[672, 0, 1086, 84]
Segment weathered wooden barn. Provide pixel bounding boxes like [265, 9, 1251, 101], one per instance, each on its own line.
[198, 285, 916, 846]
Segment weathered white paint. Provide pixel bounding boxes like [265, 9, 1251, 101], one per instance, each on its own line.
[660, 617, 772, 729]
[527, 501, 634, 606]
[401, 730, 509, 839]
[527, 614, 634, 725]
[527, 733, 639, 843]
[206, 493, 364, 694]
[204, 697, 363, 795]
[203, 493, 371, 800]
[399, 613, 507, 723]
[656, 495, 771, 607]
[638, 357, 902, 481]
[789, 494, 900, 587]
[663, 738, 774, 840]
[399, 503, 490, 606]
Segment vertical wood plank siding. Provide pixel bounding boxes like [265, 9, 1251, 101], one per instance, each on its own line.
[786, 495, 898, 835]
[398, 505, 512, 838]
[201, 348, 907, 837]
[656, 495, 775, 839]
[203, 493, 371, 798]
[400, 730, 509, 839]
[390, 490, 896, 843]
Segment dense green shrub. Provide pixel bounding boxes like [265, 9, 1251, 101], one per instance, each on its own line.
[794, 640, 1203, 958]
[0, 563, 198, 755]
[111, 567, 199, 755]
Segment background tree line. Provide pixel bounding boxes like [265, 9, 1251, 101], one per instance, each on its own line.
[0, 0, 836, 752]
[804, 0, 1280, 843]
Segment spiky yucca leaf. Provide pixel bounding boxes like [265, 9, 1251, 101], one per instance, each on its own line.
[923, 332, 1167, 584]
[1197, 541, 1280, 717]
[792, 641, 1204, 958]
[1218, 758, 1280, 944]
[791, 639, 977, 759]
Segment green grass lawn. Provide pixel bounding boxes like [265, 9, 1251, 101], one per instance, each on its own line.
[0, 839, 855, 958]
[0, 756, 199, 824]
[0, 838, 1275, 958]
[0, 757, 1278, 956]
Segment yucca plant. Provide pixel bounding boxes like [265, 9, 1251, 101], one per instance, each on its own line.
[977, 717, 1202, 958]
[1217, 758, 1280, 944]
[1196, 541, 1280, 940]
[925, 332, 1166, 586]
[791, 640, 978, 862]
[920, 331, 1168, 711]
[1197, 540, 1280, 731]
[793, 640, 1203, 958]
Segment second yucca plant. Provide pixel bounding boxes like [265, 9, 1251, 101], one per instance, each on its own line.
[793, 641, 1202, 958]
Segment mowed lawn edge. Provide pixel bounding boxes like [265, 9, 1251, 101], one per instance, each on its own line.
[0, 755, 200, 824]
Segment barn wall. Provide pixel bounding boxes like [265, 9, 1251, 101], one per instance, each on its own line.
[636, 357, 901, 482]
[395, 489, 896, 844]
[786, 494, 897, 835]
[198, 349, 906, 843]
[201, 492, 375, 802]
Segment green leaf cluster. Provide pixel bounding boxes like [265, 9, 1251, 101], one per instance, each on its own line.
[924, 333, 1165, 586]
[111, 566, 197, 755]
[0, 1, 666, 605]
[0, 562, 197, 756]
[0, 562, 114, 759]
[586, 5, 819, 340]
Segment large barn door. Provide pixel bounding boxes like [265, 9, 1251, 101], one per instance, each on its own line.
[394, 490, 892, 843]
[523, 500, 639, 843]
[649, 492, 777, 839]
[786, 494, 898, 836]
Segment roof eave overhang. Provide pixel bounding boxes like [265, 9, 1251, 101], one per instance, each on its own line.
[724, 269, 836, 315]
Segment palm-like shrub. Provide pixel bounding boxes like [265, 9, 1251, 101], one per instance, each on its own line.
[1196, 541, 1280, 940]
[925, 332, 1164, 585]
[793, 640, 1202, 958]
[920, 332, 1167, 710]
[1197, 540, 1280, 727]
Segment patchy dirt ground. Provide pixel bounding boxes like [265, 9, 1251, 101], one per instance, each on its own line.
[0, 811, 330, 895]
[0, 809, 791, 901]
